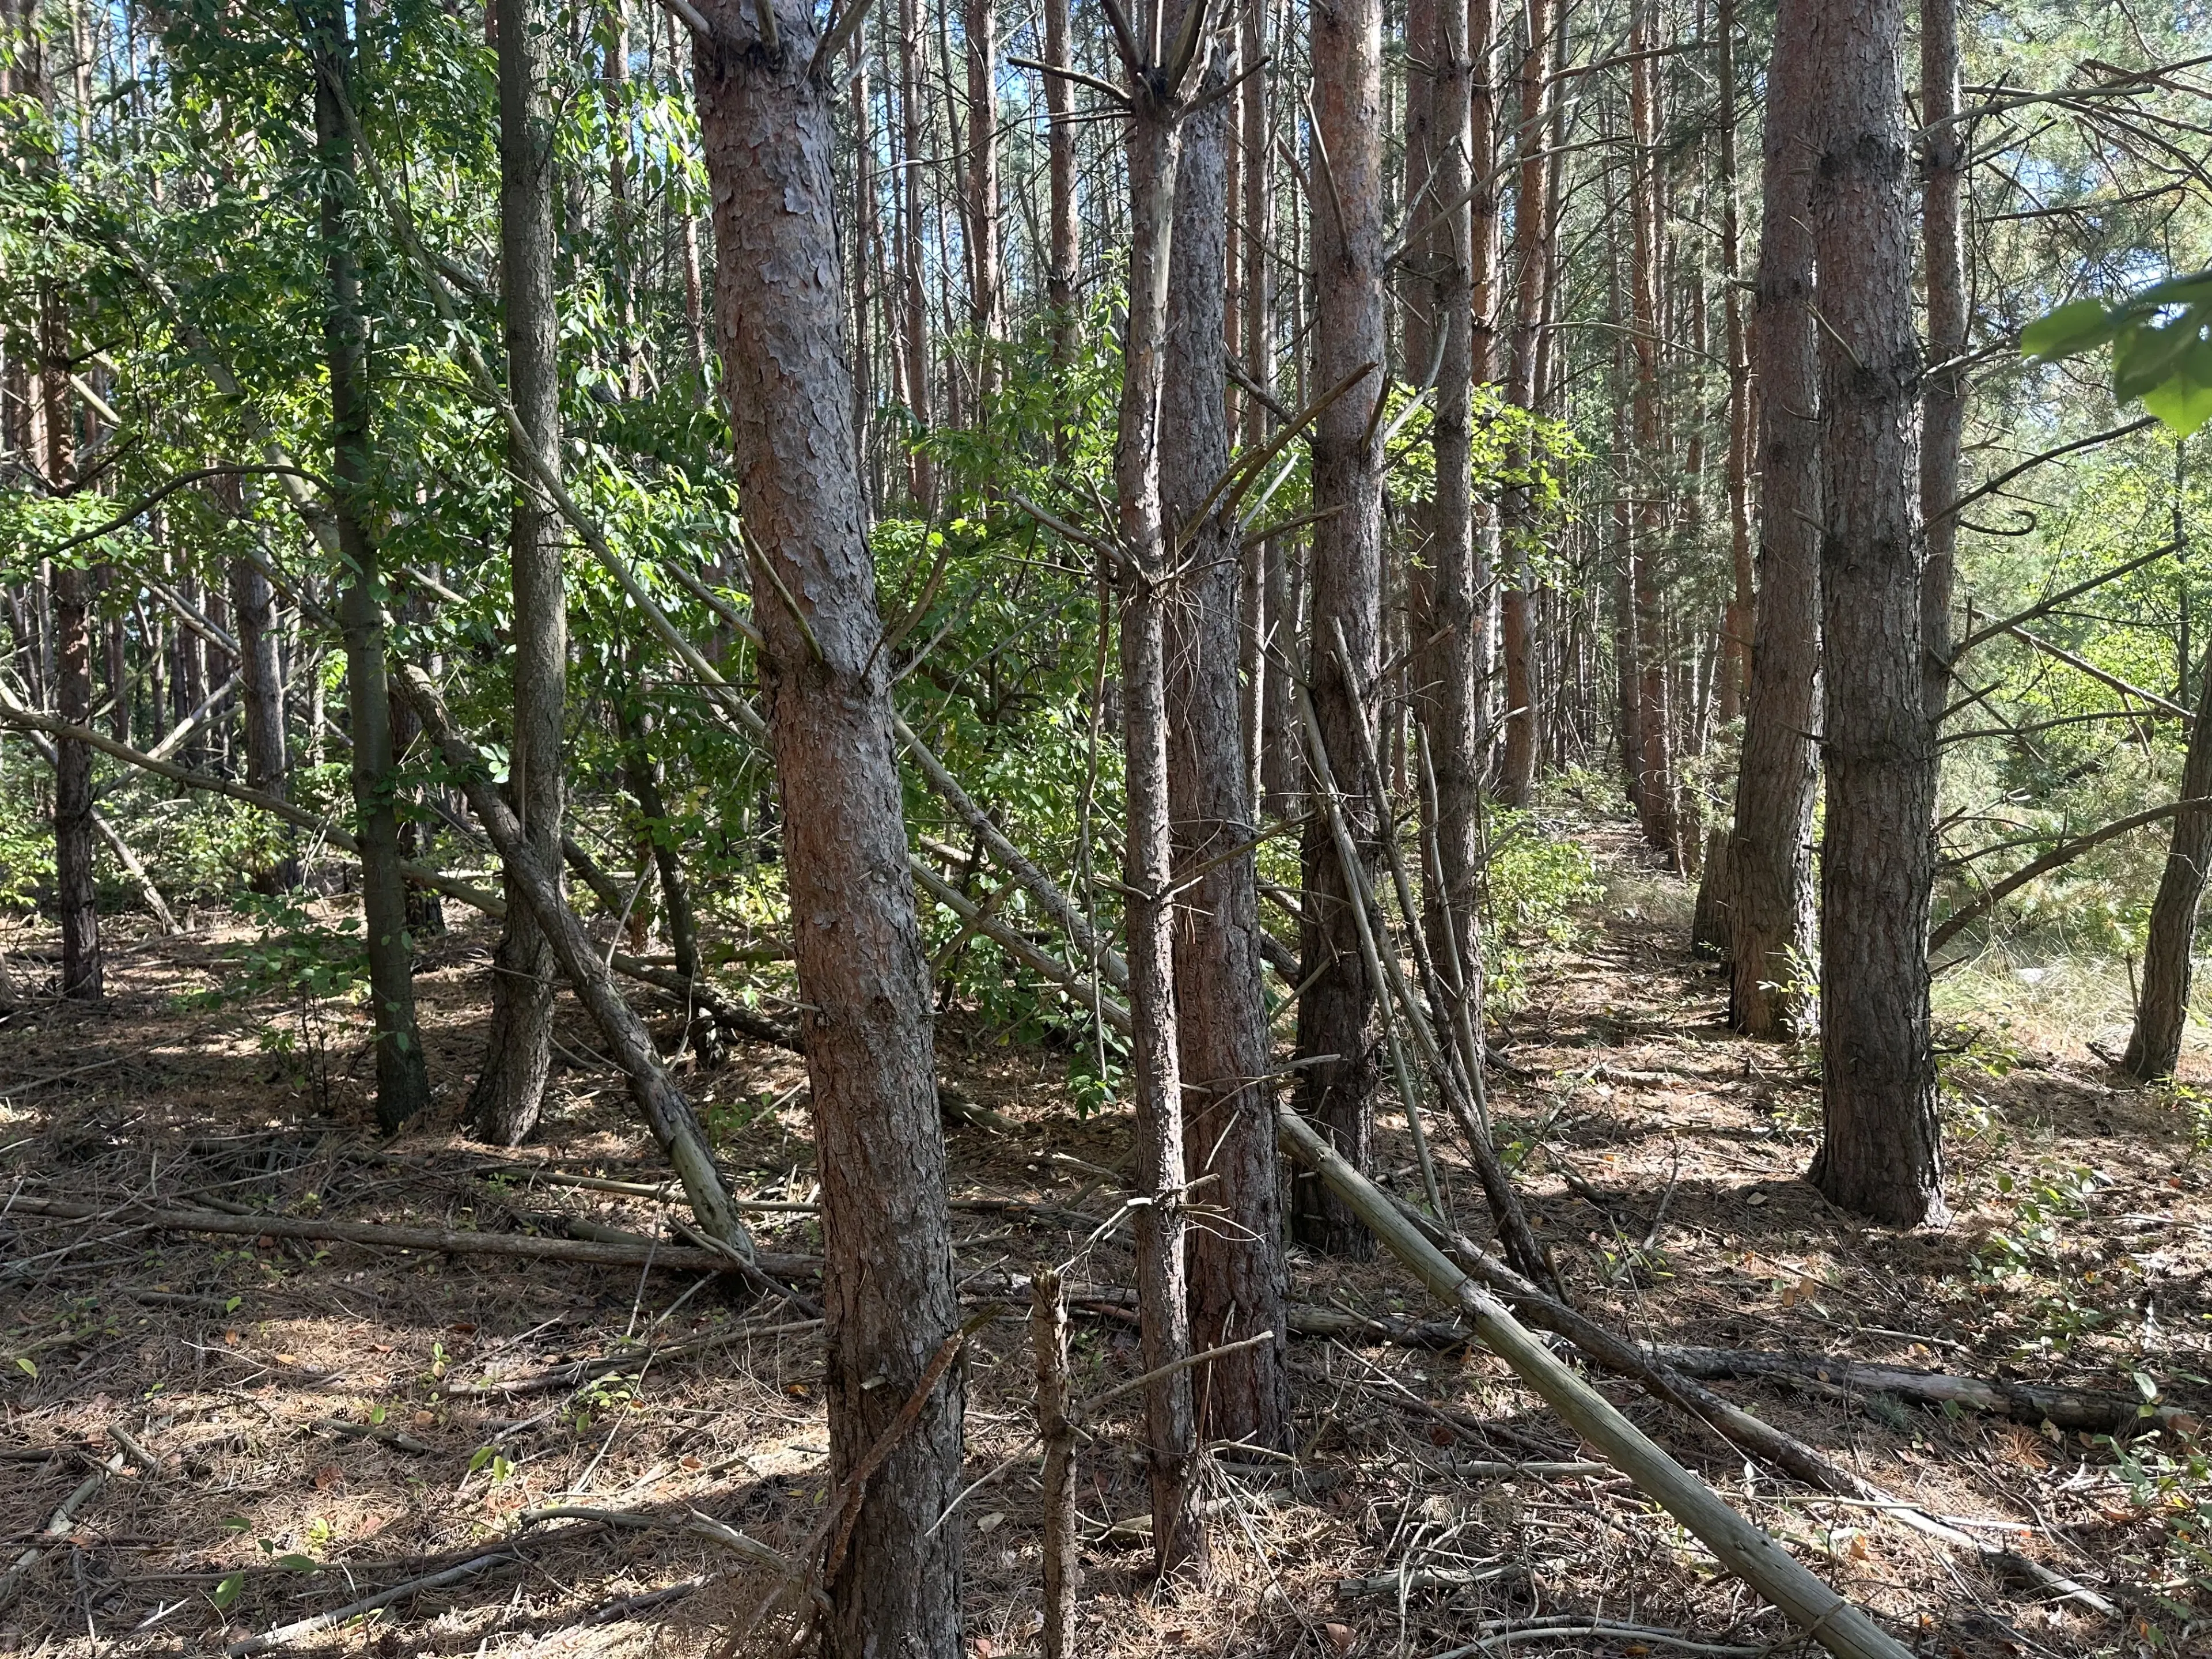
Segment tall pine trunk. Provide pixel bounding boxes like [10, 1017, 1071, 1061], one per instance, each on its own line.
[1725, 0, 1820, 1039]
[1408, 0, 1485, 1022]
[472, 0, 567, 1147]
[1804, 0, 1945, 1226]
[1113, 20, 1204, 1576]
[1919, 0, 1964, 719]
[694, 5, 964, 1648]
[230, 555, 299, 892]
[42, 290, 99, 1000]
[1497, 0, 1551, 805]
[1627, 14, 1675, 860]
[313, 3, 431, 1131]
[1160, 25, 1289, 1458]
[2124, 640, 2212, 1080]
[1292, 0, 1387, 1260]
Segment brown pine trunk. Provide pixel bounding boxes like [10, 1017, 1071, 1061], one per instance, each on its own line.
[1160, 28, 1289, 1459]
[2124, 643, 2212, 1080]
[1717, 0, 1752, 730]
[313, 2, 431, 1131]
[1043, 0, 1078, 366]
[1114, 31, 1204, 1578]
[694, 7, 964, 1649]
[1627, 13, 1675, 860]
[1919, 0, 1964, 718]
[472, 0, 567, 1147]
[1408, 0, 1484, 1028]
[229, 556, 300, 891]
[42, 291, 98, 1000]
[1803, 0, 1944, 1227]
[850, 19, 877, 512]
[1496, 0, 1551, 806]
[1725, 0, 1820, 1039]
[897, 0, 934, 509]
[962, 0, 998, 374]
[1293, 0, 1386, 1261]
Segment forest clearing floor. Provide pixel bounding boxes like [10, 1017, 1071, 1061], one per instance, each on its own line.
[1, 816, 2207, 1658]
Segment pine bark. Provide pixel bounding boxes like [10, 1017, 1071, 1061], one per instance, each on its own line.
[313, 3, 431, 1131]
[1115, 39, 1205, 1578]
[472, 0, 567, 1147]
[2124, 642, 2212, 1078]
[694, 5, 964, 1648]
[43, 292, 99, 1001]
[1497, 0, 1551, 805]
[1725, 0, 1820, 1039]
[1804, 0, 1945, 1226]
[1043, 0, 1078, 365]
[1407, 0, 1483, 1020]
[229, 556, 300, 892]
[1627, 13, 1675, 860]
[1919, 0, 1964, 720]
[1292, 0, 1388, 1261]
[1160, 28, 1289, 1457]
[962, 0, 999, 367]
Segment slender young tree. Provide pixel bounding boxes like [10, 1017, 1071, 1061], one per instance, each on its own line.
[692, 1, 965, 1648]
[1160, 14, 1289, 1456]
[471, 0, 567, 1146]
[1105, 0, 1213, 1572]
[1497, 0, 1552, 805]
[229, 553, 299, 891]
[1408, 0, 1484, 1010]
[43, 290, 98, 1000]
[1725, 0, 1820, 1039]
[311, 0, 431, 1131]
[1292, 0, 1387, 1259]
[1804, 0, 1945, 1225]
[1920, 0, 1965, 719]
[1042, 0, 1078, 368]
[1627, 6, 1675, 861]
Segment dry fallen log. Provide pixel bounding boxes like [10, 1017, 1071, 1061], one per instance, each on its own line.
[1649, 1346, 2198, 1436]
[1275, 1105, 1912, 1659]
[2, 1195, 815, 1280]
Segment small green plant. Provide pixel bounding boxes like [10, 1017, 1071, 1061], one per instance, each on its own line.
[185, 891, 370, 1112]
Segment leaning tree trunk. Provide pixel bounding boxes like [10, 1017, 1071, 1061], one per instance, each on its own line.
[471, 0, 567, 1147]
[1804, 0, 1945, 1226]
[1160, 26, 1289, 1459]
[692, 6, 965, 1652]
[41, 290, 99, 1000]
[1292, 0, 1387, 1261]
[1725, 0, 1821, 1040]
[2124, 643, 2212, 1079]
[312, 6, 430, 1131]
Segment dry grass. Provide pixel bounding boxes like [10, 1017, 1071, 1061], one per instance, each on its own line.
[1, 831, 2205, 1658]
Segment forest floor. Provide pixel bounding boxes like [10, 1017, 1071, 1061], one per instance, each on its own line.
[1, 817, 2207, 1658]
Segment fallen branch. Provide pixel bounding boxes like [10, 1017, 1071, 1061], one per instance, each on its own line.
[311, 1416, 433, 1455]
[2, 1194, 814, 1280]
[0, 1452, 121, 1611]
[1275, 1106, 1912, 1659]
[1650, 1346, 2198, 1436]
[1931, 797, 2212, 952]
[223, 1547, 522, 1657]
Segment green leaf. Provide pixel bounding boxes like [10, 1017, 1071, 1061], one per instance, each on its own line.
[14, 1357, 35, 1378]
[209, 1571, 245, 1611]
[2113, 316, 2207, 401]
[2020, 300, 2118, 361]
[2134, 1369, 2161, 1402]
[2143, 376, 2212, 438]
[274, 1553, 320, 1574]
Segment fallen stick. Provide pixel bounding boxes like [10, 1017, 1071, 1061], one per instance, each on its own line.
[222, 1548, 521, 1657]
[1650, 1345, 2198, 1437]
[2, 1195, 815, 1280]
[0, 1451, 121, 1611]
[312, 1417, 434, 1455]
[1377, 1192, 2120, 1616]
[1275, 1105, 1913, 1659]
